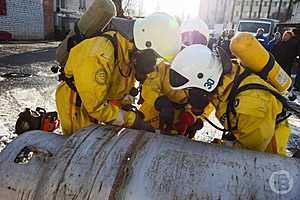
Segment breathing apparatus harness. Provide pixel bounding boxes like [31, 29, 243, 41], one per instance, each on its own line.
[204, 56, 300, 141]
[53, 22, 156, 110]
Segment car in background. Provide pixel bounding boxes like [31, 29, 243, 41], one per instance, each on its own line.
[236, 18, 279, 39]
[0, 31, 12, 41]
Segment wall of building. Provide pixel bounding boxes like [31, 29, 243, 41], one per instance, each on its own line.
[55, 0, 86, 34]
[199, 0, 235, 28]
[233, 0, 291, 22]
[0, 0, 45, 40]
[291, 2, 300, 22]
[199, 0, 293, 28]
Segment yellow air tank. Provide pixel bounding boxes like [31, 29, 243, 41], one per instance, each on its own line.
[230, 32, 292, 92]
[56, 0, 116, 66]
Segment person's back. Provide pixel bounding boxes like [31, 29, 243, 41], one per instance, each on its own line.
[211, 63, 290, 156]
[56, 31, 137, 135]
[169, 45, 291, 156]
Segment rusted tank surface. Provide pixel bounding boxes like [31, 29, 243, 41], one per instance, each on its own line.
[0, 125, 299, 200]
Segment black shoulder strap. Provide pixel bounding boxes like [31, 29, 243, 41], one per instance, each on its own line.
[62, 31, 119, 108]
[234, 83, 300, 119]
[101, 33, 118, 63]
[257, 52, 275, 80]
[66, 23, 119, 63]
[67, 22, 85, 52]
[224, 66, 252, 138]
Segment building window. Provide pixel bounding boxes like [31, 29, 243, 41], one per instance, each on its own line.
[79, 0, 86, 9]
[61, 0, 66, 9]
[235, 11, 239, 16]
[282, 2, 287, 8]
[264, 1, 268, 7]
[274, 1, 278, 7]
[0, 0, 6, 16]
[255, 1, 259, 6]
[253, 11, 257, 17]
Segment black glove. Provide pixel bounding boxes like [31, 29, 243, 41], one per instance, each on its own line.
[188, 89, 210, 115]
[159, 108, 175, 130]
[185, 119, 204, 139]
[132, 114, 154, 132]
[154, 96, 175, 130]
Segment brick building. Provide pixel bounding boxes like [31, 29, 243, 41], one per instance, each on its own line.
[0, 0, 54, 40]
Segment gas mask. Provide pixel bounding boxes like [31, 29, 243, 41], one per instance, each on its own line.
[130, 49, 157, 82]
[188, 88, 211, 115]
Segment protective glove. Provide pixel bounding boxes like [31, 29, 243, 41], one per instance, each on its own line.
[185, 118, 204, 138]
[174, 111, 195, 136]
[132, 114, 155, 132]
[159, 108, 175, 131]
[154, 96, 176, 131]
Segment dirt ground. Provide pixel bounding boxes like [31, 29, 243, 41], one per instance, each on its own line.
[0, 41, 59, 150]
[0, 41, 299, 154]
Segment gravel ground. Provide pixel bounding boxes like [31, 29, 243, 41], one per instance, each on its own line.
[0, 41, 299, 155]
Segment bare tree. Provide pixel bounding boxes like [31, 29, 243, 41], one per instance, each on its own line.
[112, 0, 144, 17]
[122, 0, 144, 16]
[112, 0, 124, 17]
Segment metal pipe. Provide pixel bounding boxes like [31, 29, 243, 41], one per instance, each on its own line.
[0, 125, 300, 200]
[258, 0, 264, 18]
[277, 0, 283, 19]
[240, 0, 246, 19]
[249, 0, 254, 18]
[286, 0, 293, 21]
[267, 0, 273, 18]
[214, 0, 219, 24]
[222, 0, 228, 25]
[230, 0, 237, 26]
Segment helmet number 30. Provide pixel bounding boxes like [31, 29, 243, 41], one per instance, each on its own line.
[204, 78, 215, 90]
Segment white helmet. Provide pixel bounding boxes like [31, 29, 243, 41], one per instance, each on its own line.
[180, 17, 209, 46]
[134, 12, 181, 61]
[170, 44, 223, 92]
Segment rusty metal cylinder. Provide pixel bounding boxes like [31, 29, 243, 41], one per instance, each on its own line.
[0, 125, 300, 200]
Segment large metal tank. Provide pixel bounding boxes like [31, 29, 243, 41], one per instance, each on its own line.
[0, 125, 299, 200]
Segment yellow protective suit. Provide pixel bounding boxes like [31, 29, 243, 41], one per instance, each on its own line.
[212, 63, 291, 156]
[140, 62, 214, 130]
[56, 31, 136, 135]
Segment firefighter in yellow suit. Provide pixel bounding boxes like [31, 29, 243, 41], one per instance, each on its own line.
[55, 13, 182, 135]
[139, 61, 214, 134]
[169, 45, 290, 156]
[139, 17, 214, 136]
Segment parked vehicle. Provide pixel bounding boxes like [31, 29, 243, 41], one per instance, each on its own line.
[0, 31, 12, 41]
[236, 18, 279, 39]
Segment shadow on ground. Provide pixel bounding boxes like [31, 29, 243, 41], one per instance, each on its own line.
[0, 47, 56, 66]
